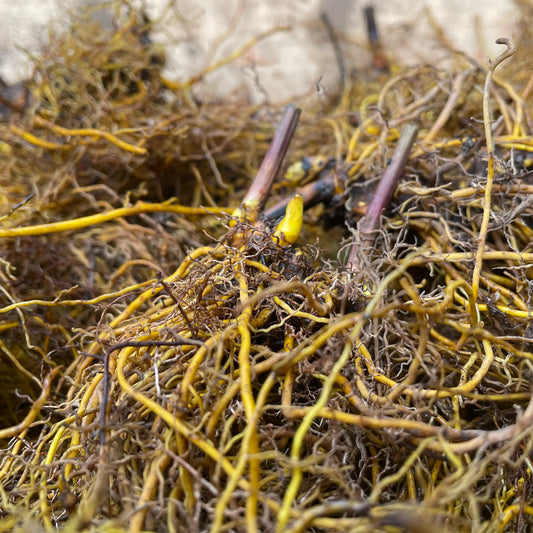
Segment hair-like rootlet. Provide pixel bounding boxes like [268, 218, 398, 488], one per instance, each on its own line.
[1, 2, 533, 532]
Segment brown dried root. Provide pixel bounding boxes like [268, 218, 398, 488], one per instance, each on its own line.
[3, 4, 533, 533]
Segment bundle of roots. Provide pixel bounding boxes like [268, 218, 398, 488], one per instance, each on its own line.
[2, 2, 533, 532]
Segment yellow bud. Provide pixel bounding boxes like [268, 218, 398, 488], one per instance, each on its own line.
[283, 160, 307, 184]
[361, 282, 374, 298]
[272, 194, 303, 246]
[0, 142, 12, 156]
[283, 156, 331, 186]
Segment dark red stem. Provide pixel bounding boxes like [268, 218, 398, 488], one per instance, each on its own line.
[242, 104, 301, 211]
[347, 123, 418, 271]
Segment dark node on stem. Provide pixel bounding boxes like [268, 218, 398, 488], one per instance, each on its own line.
[264, 169, 338, 222]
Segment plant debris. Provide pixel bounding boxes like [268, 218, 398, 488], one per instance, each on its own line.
[1, 2, 533, 532]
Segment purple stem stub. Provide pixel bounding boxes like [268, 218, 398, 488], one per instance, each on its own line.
[347, 123, 418, 271]
[242, 104, 301, 211]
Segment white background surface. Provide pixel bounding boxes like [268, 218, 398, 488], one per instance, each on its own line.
[0, 0, 519, 101]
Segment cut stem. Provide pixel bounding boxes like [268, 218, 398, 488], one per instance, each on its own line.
[347, 123, 418, 271]
[364, 6, 389, 72]
[235, 104, 301, 222]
